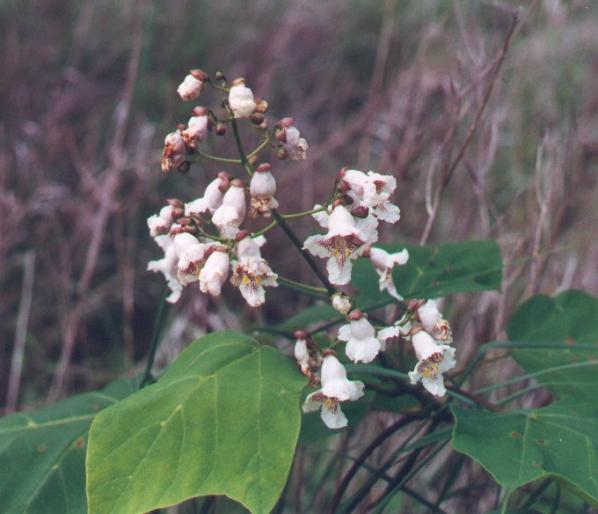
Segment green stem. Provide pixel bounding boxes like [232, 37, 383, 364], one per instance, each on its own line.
[140, 291, 167, 388]
[248, 136, 271, 159]
[280, 206, 326, 220]
[278, 276, 329, 298]
[251, 220, 278, 238]
[195, 150, 241, 164]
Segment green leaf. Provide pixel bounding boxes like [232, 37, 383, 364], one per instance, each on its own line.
[86, 331, 307, 514]
[275, 240, 503, 333]
[0, 379, 136, 514]
[452, 290, 598, 505]
[352, 240, 502, 306]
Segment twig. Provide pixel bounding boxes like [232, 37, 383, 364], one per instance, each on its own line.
[5, 251, 36, 414]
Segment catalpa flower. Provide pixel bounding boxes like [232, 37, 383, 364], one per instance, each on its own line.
[185, 172, 230, 216]
[339, 169, 400, 223]
[173, 233, 208, 286]
[161, 130, 188, 173]
[147, 205, 176, 238]
[230, 235, 278, 307]
[276, 117, 308, 160]
[199, 247, 230, 296]
[181, 107, 209, 150]
[302, 354, 364, 429]
[417, 300, 453, 343]
[368, 247, 409, 300]
[147, 237, 183, 303]
[228, 78, 256, 118]
[249, 163, 278, 218]
[408, 330, 456, 397]
[211, 179, 246, 238]
[303, 204, 369, 285]
[177, 69, 206, 101]
[338, 311, 383, 364]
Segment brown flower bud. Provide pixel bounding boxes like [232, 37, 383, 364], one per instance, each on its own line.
[352, 206, 369, 219]
[275, 146, 289, 160]
[215, 122, 226, 136]
[250, 112, 265, 125]
[190, 68, 208, 81]
[348, 309, 364, 321]
[276, 117, 294, 128]
[235, 230, 251, 242]
[255, 162, 272, 173]
[255, 98, 269, 113]
[294, 330, 308, 340]
[192, 106, 209, 117]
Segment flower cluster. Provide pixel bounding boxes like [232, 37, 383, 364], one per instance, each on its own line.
[150, 67, 458, 432]
[304, 167, 406, 288]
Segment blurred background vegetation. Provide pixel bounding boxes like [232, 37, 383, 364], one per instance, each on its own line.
[0, 0, 597, 511]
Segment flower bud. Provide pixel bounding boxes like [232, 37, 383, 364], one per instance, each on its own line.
[347, 309, 363, 321]
[215, 122, 226, 136]
[331, 293, 352, 315]
[228, 78, 256, 119]
[250, 112, 265, 125]
[177, 73, 204, 101]
[255, 98, 269, 113]
[351, 206, 369, 219]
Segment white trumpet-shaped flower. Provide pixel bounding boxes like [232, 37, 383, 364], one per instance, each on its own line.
[147, 205, 175, 237]
[177, 72, 205, 101]
[303, 205, 369, 285]
[181, 108, 209, 150]
[377, 313, 412, 344]
[230, 237, 278, 307]
[199, 248, 230, 296]
[408, 330, 456, 397]
[369, 247, 409, 300]
[294, 337, 310, 373]
[211, 180, 246, 238]
[173, 233, 208, 285]
[340, 169, 400, 223]
[147, 237, 183, 303]
[338, 316, 383, 364]
[302, 354, 365, 429]
[249, 164, 278, 218]
[161, 130, 187, 173]
[276, 118, 308, 160]
[228, 79, 256, 118]
[185, 172, 230, 216]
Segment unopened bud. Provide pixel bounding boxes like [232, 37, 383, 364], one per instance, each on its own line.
[275, 146, 289, 160]
[256, 162, 272, 173]
[166, 198, 184, 208]
[215, 122, 226, 136]
[277, 117, 294, 128]
[352, 206, 369, 218]
[348, 309, 363, 321]
[250, 112, 265, 125]
[171, 206, 185, 219]
[215, 71, 226, 82]
[294, 330, 308, 340]
[275, 128, 287, 143]
[255, 98, 269, 113]
[192, 106, 209, 117]
[235, 230, 251, 242]
[190, 68, 208, 81]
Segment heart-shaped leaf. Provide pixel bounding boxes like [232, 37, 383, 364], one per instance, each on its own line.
[86, 331, 307, 514]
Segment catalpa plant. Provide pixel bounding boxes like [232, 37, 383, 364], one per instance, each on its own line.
[4, 63, 596, 514]
[147, 68, 456, 427]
